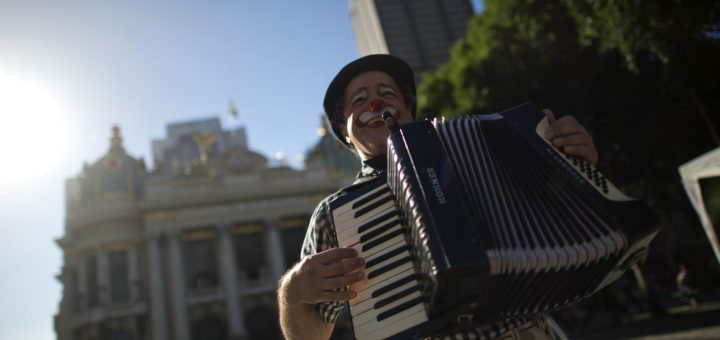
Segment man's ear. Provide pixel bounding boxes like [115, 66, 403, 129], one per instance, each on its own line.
[339, 126, 354, 149]
[339, 122, 350, 142]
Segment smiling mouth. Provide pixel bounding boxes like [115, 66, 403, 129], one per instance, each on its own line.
[355, 107, 399, 128]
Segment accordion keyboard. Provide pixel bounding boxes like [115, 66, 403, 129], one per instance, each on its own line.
[332, 181, 429, 340]
[533, 117, 632, 202]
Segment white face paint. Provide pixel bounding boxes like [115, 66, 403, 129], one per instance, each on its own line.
[356, 106, 398, 128]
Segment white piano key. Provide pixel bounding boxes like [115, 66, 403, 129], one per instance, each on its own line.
[332, 184, 391, 217]
[347, 233, 406, 258]
[359, 261, 415, 296]
[332, 190, 393, 223]
[350, 254, 414, 307]
[337, 217, 401, 246]
[352, 270, 416, 309]
[334, 200, 397, 234]
[350, 279, 417, 315]
[354, 302, 427, 340]
[361, 241, 408, 267]
[352, 288, 424, 326]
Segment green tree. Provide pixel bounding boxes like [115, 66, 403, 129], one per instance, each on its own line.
[417, 0, 720, 208]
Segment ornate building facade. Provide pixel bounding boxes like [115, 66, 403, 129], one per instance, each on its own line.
[54, 118, 358, 340]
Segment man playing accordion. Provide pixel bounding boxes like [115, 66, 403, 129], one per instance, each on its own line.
[278, 54, 598, 340]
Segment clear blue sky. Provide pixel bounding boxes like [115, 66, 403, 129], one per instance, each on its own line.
[0, 1, 481, 339]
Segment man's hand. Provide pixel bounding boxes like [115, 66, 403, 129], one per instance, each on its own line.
[280, 247, 366, 305]
[543, 109, 598, 165]
[278, 247, 366, 340]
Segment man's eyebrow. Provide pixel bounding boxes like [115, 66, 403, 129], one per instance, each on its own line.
[348, 87, 367, 100]
[378, 83, 397, 91]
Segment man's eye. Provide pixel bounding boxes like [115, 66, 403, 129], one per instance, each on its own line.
[381, 91, 396, 97]
[352, 97, 366, 105]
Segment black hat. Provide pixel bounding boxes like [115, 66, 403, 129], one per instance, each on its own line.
[323, 54, 416, 148]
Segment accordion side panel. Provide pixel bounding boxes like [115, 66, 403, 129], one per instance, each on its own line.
[500, 103, 660, 244]
[479, 117, 611, 315]
[498, 102, 660, 302]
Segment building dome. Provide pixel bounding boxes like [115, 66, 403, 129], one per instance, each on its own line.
[79, 126, 146, 203]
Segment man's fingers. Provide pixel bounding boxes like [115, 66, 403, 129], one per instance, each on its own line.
[550, 133, 593, 149]
[542, 110, 598, 165]
[550, 133, 598, 165]
[324, 257, 365, 277]
[546, 116, 584, 139]
[564, 145, 599, 165]
[312, 247, 359, 265]
[319, 289, 358, 302]
[543, 108, 557, 124]
[322, 271, 365, 290]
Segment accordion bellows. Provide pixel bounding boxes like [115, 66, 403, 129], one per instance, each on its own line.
[330, 102, 660, 340]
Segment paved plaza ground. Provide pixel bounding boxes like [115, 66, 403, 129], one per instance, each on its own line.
[569, 301, 720, 339]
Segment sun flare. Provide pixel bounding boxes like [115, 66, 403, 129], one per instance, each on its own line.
[0, 73, 70, 183]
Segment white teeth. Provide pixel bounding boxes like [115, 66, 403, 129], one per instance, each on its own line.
[359, 107, 396, 126]
[359, 111, 380, 124]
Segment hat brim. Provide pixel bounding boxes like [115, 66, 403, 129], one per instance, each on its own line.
[323, 54, 416, 147]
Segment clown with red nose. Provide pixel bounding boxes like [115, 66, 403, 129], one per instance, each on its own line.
[338, 69, 415, 160]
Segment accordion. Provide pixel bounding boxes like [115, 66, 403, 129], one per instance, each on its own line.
[329, 102, 660, 340]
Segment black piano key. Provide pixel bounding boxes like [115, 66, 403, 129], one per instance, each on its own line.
[374, 285, 422, 309]
[376, 296, 425, 322]
[352, 186, 391, 210]
[365, 245, 409, 269]
[362, 229, 404, 252]
[360, 219, 401, 243]
[354, 195, 394, 218]
[357, 211, 397, 234]
[371, 274, 421, 299]
[367, 256, 411, 279]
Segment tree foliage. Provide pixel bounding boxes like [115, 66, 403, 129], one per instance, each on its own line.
[417, 0, 720, 208]
[564, 0, 720, 73]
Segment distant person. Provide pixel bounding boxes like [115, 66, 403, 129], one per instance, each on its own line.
[675, 263, 699, 306]
[278, 54, 598, 339]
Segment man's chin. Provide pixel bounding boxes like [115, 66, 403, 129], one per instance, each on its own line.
[357, 140, 390, 159]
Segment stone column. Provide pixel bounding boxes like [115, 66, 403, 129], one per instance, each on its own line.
[97, 250, 110, 305]
[76, 258, 87, 311]
[168, 231, 191, 340]
[264, 217, 286, 280]
[127, 245, 139, 301]
[147, 234, 168, 340]
[218, 224, 246, 338]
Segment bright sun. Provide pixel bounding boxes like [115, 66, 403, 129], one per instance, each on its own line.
[0, 73, 70, 184]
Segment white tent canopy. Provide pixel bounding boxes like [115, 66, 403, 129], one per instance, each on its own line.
[679, 146, 720, 265]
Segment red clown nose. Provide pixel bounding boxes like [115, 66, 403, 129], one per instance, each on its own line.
[369, 99, 384, 112]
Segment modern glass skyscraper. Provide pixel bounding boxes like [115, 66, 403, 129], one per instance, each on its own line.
[350, 0, 475, 79]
